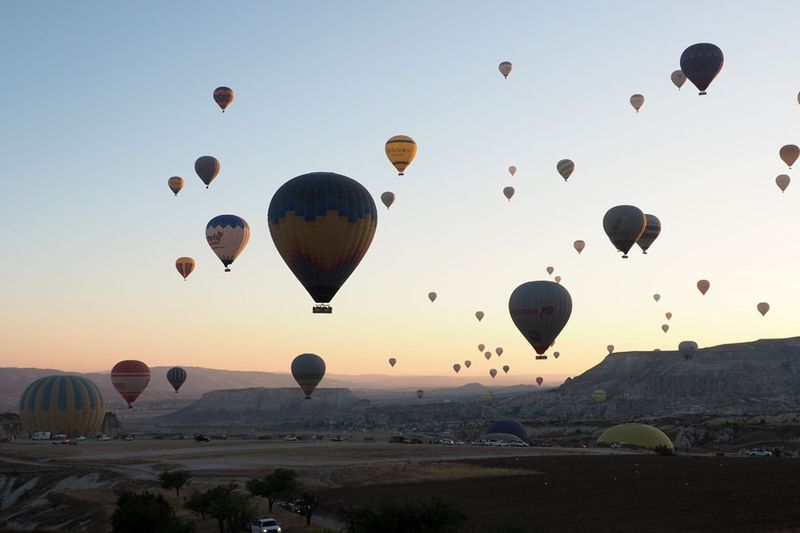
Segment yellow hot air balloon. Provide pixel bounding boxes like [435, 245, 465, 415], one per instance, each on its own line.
[592, 389, 607, 403]
[168, 176, 184, 196]
[776, 174, 790, 192]
[503, 186, 515, 201]
[557, 159, 575, 181]
[385, 135, 417, 175]
[630, 94, 645, 112]
[780, 145, 800, 169]
[573, 240, 585, 254]
[498, 61, 512, 79]
[697, 279, 710, 296]
[508, 165, 517, 177]
[175, 257, 195, 281]
[757, 302, 770, 316]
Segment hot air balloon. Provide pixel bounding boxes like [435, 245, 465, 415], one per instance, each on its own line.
[268, 172, 377, 313]
[665, 312, 672, 320]
[603, 205, 647, 258]
[671, 70, 687, 90]
[509, 281, 572, 355]
[19, 375, 106, 437]
[680, 43, 724, 95]
[776, 175, 791, 192]
[757, 302, 770, 316]
[508, 165, 517, 176]
[536, 377, 543, 386]
[502, 365, 510, 374]
[653, 294, 661, 302]
[489, 369, 497, 379]
[206, 215, 250, 272]
[388, 357, 397, 367]
[166, 367, 187, 393]
[291, 353, 326, 399]
[464, 360, 472, 368]
[574, 240, 585, 254]
[636, 214, 661, 254]
[111, 360, 150, 408]
[498, 61, 512, 79]
[380, 191, 395, 209]
[213, 86, 234, 112]
[175, 257, 195, 281]
[607, 345, 615, 354]
[475, 311, 484, 322]
[678, 340, 698, 360]
[503, 186, 515, 201]
[495, 347, 503, 357]
[385, 135, 417, 176]
[478, 344, 485, 352]
[168, 176, 184, 196]
[484, 352, 492, 360]
[779, 145, 800, 169]
[697, 279, 710, 296]
[556, 159, 575, 182]
[661, 324, 670, 333]
[553, 351, 560, 359]
[592, 389, 607, 403]
[554, 276, 562, 284]
[453, 363, 461, 373]
[630, 94, 644, 112]
[416, 389, 424, 399]
[546, 266, 555, 275]
[195, 156, 220, 188]
[428, 292, 437, 302]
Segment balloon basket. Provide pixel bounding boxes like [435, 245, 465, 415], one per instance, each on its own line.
[535, 355, 548, 360]
[313, 304, 332, 314]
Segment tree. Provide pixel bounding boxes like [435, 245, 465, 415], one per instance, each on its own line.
[246, 468, 300, 512]
[340, 497, 467, 533]
[204, 484, 255, 533]
[112, 491, 194, 533]
[159, 470, 192, 498]
[184, 490, 212, 521]
[300, 491, 322, 526]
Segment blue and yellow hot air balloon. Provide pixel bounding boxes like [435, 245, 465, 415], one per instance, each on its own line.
[19, 375, 106, 437]
[206, 215, 250, 272]
[268, 172, 377, 313]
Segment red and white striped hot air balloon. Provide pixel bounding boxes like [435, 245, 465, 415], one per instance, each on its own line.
[111, 360, 151, 408]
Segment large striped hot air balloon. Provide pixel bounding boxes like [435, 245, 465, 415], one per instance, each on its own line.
[509, 281, 572, 355]
[195, 156, 220, 188]
[268, 172, 377, 313]
[213, 86, 234, 112]
[636, 214, 661, 254]
[385, 136, 417, 175]
[166, 367, 187, 393]
[291, 353, 326, 399]
[19, 375, 106, 437]
[175, 257, 195, 281]
[111, 360, 151, 408]
[206, 215, 250, 272]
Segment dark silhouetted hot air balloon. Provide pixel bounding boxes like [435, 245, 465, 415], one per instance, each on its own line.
[603, 205, 647, 258]
[509, 281, 572, 355]
[416, 389, 424, 399]
[574, 240, 585, 254]
[671, 70, 687, 89]
[780, 145, 800, 169]
[697, 279, 710, 296]
[291, 353, 326, 399]
[268, 172, 377, 313]
[453, 363, 461, 373]
[679, 340, 698, 361]
[665, 312, 672, 320]
[464, 360, 472, 368]
[636, 214, 661, 254]
[213, 86, 234, 112]
[175, 257, 195, 281]
[206, 215, 250, 272]
[653, 293, 661, 302]
[111, 360, 150, 408]
[168, 176, 184, 196]
[502, 365, 510, 374]
[428, 292, 437, 302]
[475, 311, 484, 322]
[680, 43, 724, 95]
[553, 351, 560, 359]
[388, 357, 397, 367]
[757, 302, 770, 316]
[195, 156, 220, 188]
[495, 347, 503, 357]
[478, 343, 485, 352]
[630, 94, 644, 112]
[489, 369, 497, 379]
[661, 324, 670, 333]
[607, 344, 615, 354]
[536, 377, 543, 386]
[503, 186, 515, 201]
[776, 174, 790, 192]
[380, 191, 395, 209]
[19, 375, 106, 437]
[508, 165, 517, 176]
[498, 61, 512, 79]
[385, 136, 417, 175]
[557, 159, 575, 181]
[484, 352, 492, 360]
[546, 266, 555, 275]
[166, 367, 187, 393]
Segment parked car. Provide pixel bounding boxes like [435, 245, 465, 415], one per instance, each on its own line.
[97, 434, 112, 441]
[124, 435, 135, 441]
[746, 448, 772, 457]
[250, 517, 282, 533]
[289, 499, 308, 514]
[194, 434, 211, 442]
[283, 435, 297, 441]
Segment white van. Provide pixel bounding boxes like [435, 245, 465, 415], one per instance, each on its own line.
[32, 431, 51, 440]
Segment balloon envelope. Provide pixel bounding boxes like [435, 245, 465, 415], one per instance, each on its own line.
[206, 215, 250, 272]
[19, 375, 106, 437]
[213, 86, 234, 112]
[478, 344, 485, 352]
[502, 365, 510, 374]
[484, 352, 492, 360]
[489, 369, 497, 379]
[603, 205, 647, 258]
[665, 312, 672, 320]
[111, 360, 150, 408]
[546, 266, 555, 275]
[592, 389, 607, 403]
[498, 61, 512, 79]
[495, 347, 503, 356]
[662, 324, 670, 333]
[680, 43, 724, 95]
[630, 94, 644, 111]
[166, 367, 187, 393]
[553, 351, 560, 359]
[776, 174, 790, 192]
[607, 345, 615, 354]
[509, 281, 573, 355]
[268, 172, 377, 311]
[557, 159, 575, 181]
[757, 302, 770, 316]
[636, 214, 661, 254]
[671, 70, 687, 89]
[168, 176, 184, 196]
[385, 135, 417, 175]
[291, 353, 326, 399]
[697, 279, 710, 295]
[573, 240, 585, 254]
[653, 293, 661, 302]
[380, 191, 395, 209]
[464, 360, 472, 368]
[175, 257, 195, 280]
[780, 145, 800, 169]
[195, 156, 220, 188]
[416, 389, 424, 399]
[679, 340, 698, 360]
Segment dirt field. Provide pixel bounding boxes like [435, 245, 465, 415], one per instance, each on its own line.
[3, 439, 800, 532]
